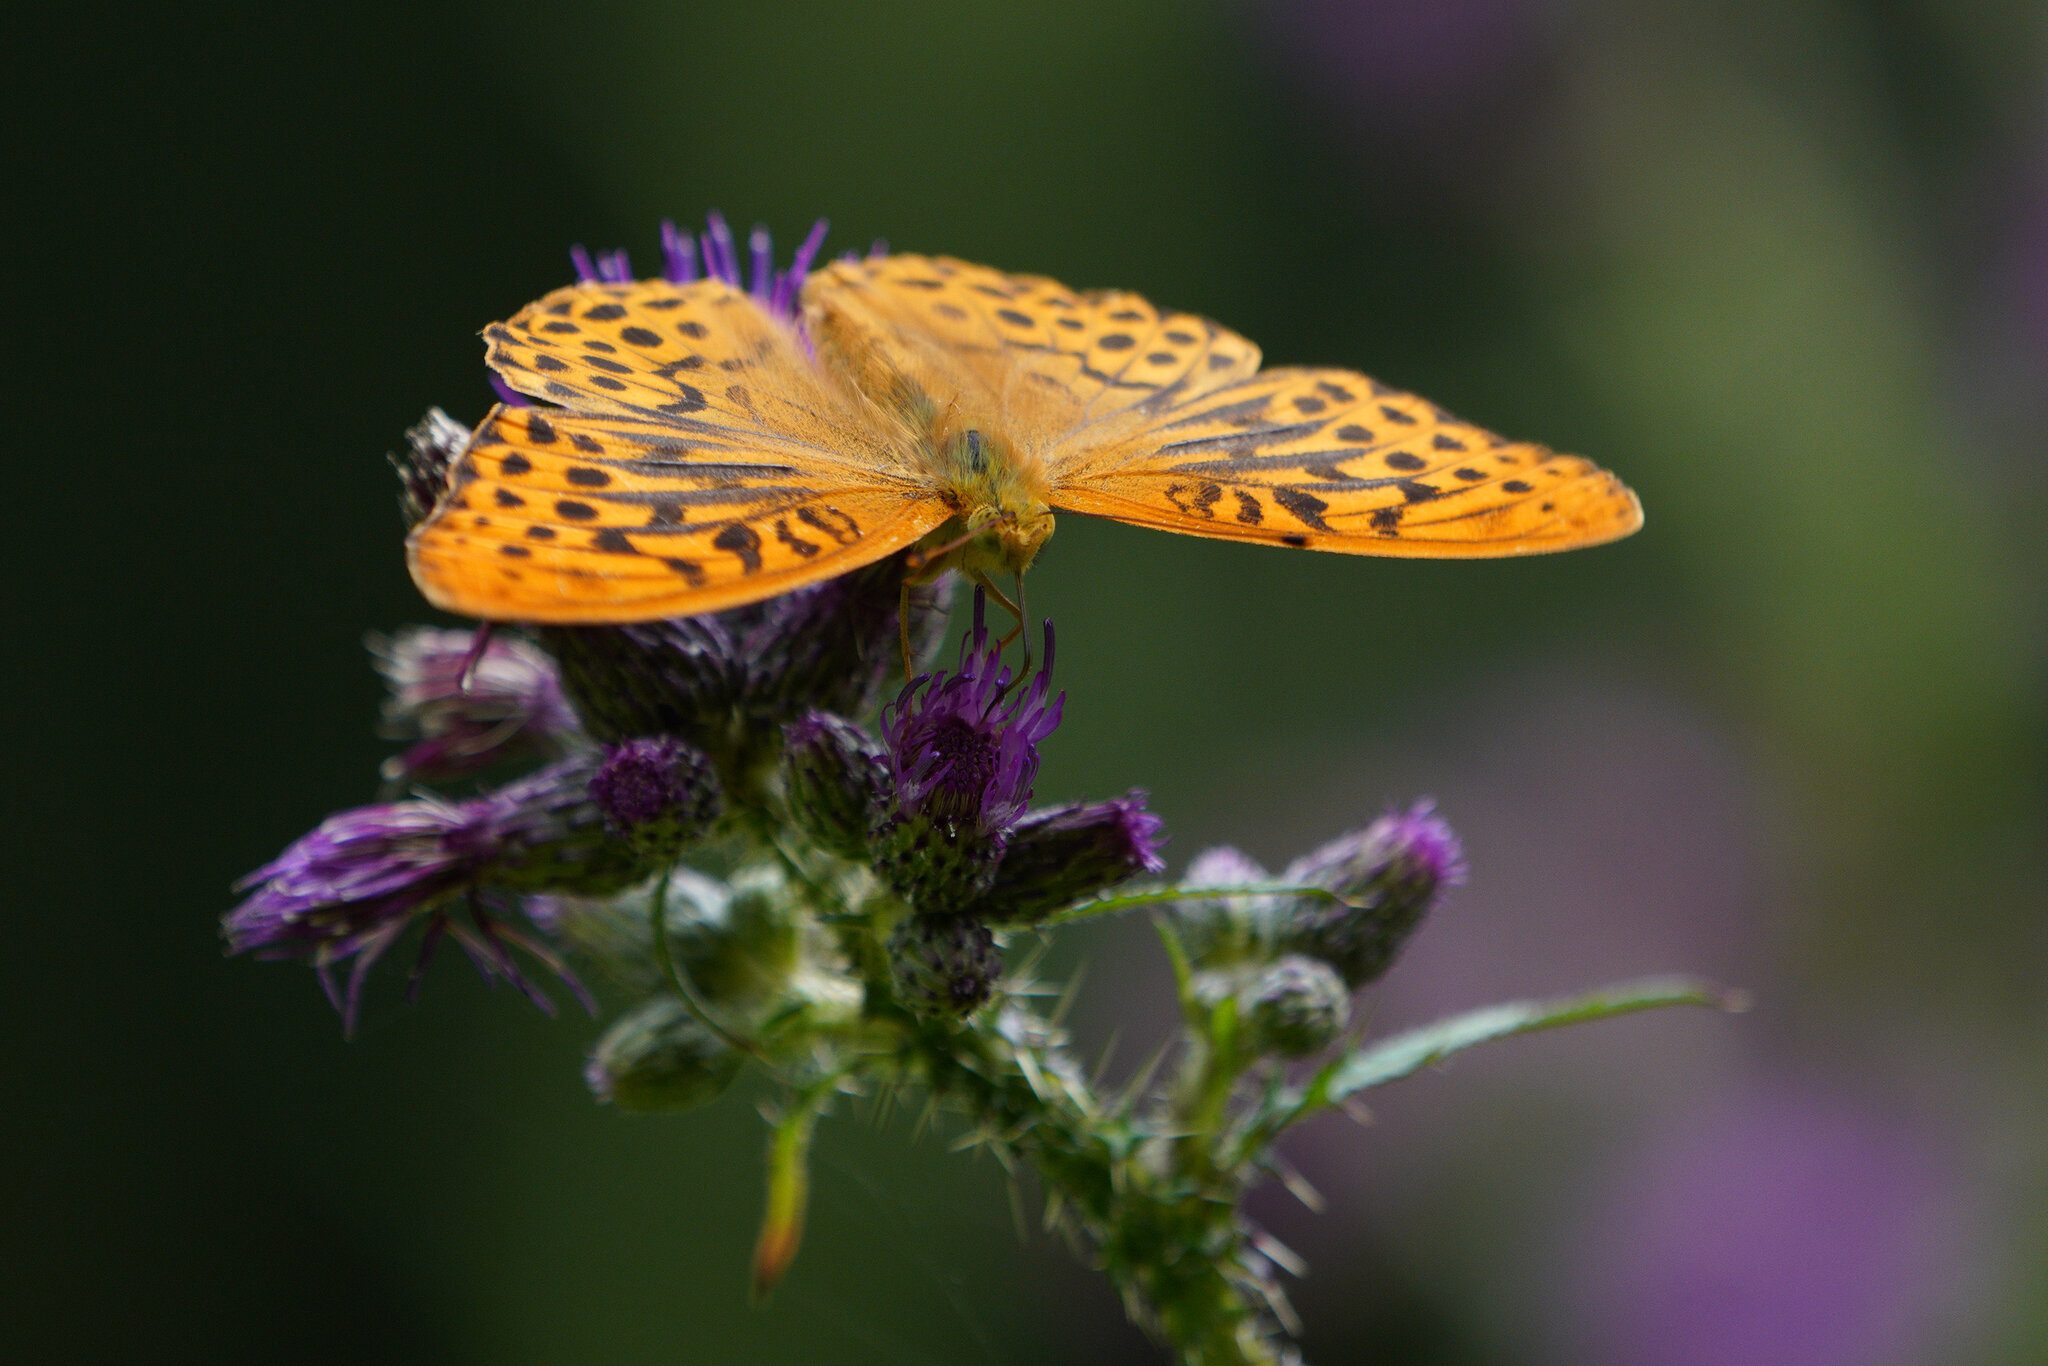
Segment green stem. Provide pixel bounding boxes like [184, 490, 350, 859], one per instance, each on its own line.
[1045, 883, 1353, 927]
[648, 864, 761, 1059]
[915, 1004, 1283, 1365]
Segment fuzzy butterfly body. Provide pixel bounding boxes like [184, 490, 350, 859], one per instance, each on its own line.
[408, 249, 1641, 623]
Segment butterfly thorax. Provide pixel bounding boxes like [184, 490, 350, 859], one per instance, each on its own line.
[922, 425, 1054, 579]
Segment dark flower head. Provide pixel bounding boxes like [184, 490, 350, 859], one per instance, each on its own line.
[975, 791, 1167, 927]
[588, 736, 721, 853]
[370, 626, 580, 787]
[781, 710, 888, 859]
[887, 913, 1001, 1019]
[389, 407, 469, 528]
[1279, 800, 1467, 987]
[881, 595, 1063, 836]
[226, 756, 664, 1032]
[739, 558, 954, 718]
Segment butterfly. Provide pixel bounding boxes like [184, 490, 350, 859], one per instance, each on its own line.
[407, 246, 1641, 626]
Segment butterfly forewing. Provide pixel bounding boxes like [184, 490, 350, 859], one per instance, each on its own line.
[804, 255, 1263, 440]
[1049, 366, 1642, 557]
[407, 279, 949, 622]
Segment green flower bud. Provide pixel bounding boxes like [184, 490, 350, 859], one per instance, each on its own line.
[1244, 955, 1350, 1058]
[873, 814, 1003, 912]
[887, 913, 1000, 1018]
[586, 997, 742, 1113]
[781, 711, 886, 859]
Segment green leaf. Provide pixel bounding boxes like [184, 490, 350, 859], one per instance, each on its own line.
[1044, 883, 1351, 927]
[1286, 976, 1741, 1124]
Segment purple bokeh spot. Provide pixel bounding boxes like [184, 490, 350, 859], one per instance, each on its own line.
[1567, 1085, 1967, 1366]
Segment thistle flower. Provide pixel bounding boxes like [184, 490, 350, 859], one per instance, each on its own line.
[976, 792, 1166, 927]
[1279, 800, 1467, 987]
[537, 562, 951, 763]
[738, 559, 954, 718]
[588, 737, 722, 856]
[225, 756, 660, 1031]
[370, 626, 580, 787]
[574, 213, 834, 325]
[539, 617, 745, 746]
[874, 599, 1063, 908]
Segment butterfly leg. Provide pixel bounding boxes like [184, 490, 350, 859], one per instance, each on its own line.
[967, 570, 1039, 698]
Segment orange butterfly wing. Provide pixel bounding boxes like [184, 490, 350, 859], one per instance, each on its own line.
[407, 278, 949, 623]
[1049, 366, 1642, 557]
[802, 254, 1263, 441]
[808, 258, 1639, 557]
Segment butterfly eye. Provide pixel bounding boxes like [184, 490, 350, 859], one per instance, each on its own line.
[963, 429, 987, 473]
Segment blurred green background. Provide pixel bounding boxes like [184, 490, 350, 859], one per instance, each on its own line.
[16, 2, 2045, 1361]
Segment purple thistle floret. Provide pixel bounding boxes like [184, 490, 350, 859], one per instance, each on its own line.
[1288, 799, 1469, 897]
[572, 212, 836, 326]
[977, 792, 1167, 927]
[223, 757, 678, 1032]
[880, 595, 1064, 839]
[498, 212, 853, 407]
[371, 627, 580, 787]
[1280, 799, 1468, 987]
[588, 736, 721, 854]
[225, 802, 578, 1034]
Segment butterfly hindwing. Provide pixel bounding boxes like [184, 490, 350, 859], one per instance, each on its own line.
[1049, 367, 1642, 557]
[408, 405, 947, 621]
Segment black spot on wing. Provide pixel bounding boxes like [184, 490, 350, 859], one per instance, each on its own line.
[1272, 487, 1333, 531]
[713, 522, 763, 573]
[773, 519, 820, 557]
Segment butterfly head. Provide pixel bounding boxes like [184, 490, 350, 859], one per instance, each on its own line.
[942, 428, 1054, 577]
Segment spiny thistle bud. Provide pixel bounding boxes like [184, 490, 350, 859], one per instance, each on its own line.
[887, 914, 1000, 1018]
[875, 600, 1061, 910]
[370, 627, 580, 787]
[976, 792, 1166, 927]
[1279, 802, 1467, 988]
[740, 560, 955, 719]
[585, 997, 743, 1113]
[225, 754, 656, 1031]
[539, 619, 745, 747]
[781, 711, 886, 859]
[588, 737, 722, 856]
[1244, 955, 1350, 1058]
[1172, 845, 1282, 966]
[390, 407, 469, 528]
